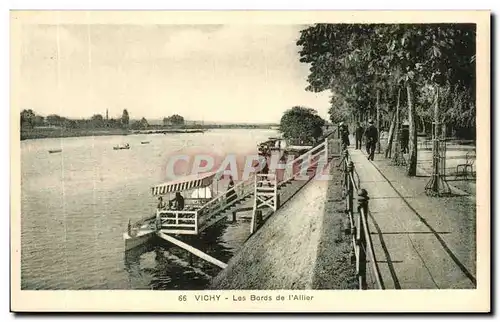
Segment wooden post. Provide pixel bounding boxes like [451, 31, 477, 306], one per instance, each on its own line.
[188, 238, 194, 265]
[232, 211, 236, 222]
[343, 150, 349, 185]
[376, 90, 381, 154]
[155, 210, 161, 231]
[324, 137, 329, 160]
[256, 210, 263, 224]
[250, 175, 258, 234]
[347, 161, 354, 214]
[194, 211, 198, 234]
[157, 232, 227, 269]
[357, 189, 369, 290]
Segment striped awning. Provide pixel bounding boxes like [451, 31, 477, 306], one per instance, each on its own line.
[151, 171, 218, 196]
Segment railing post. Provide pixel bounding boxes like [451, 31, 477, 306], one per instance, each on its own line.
[324, 137, 329, 160]
[155, 210, 161, 231]
[343, 150, 349, 192]
[194, 211, 198, 234]
[347, 161, 354, 214]
[357, 189, 369, 290]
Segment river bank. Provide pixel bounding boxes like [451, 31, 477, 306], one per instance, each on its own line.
[20, 127, 206, 140]
[20, 129, 279, 290]
[20, 128, 130, 141]
[20, 125, 275, 141]
[209, 139, 357, 290]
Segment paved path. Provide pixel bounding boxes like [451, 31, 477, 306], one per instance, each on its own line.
[348, 148, 476, 289]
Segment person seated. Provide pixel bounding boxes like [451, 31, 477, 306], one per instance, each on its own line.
[157, 196, 167, 210]
[170, 192, 185, 211]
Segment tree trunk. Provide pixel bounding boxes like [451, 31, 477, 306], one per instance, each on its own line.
[419, 116, 426, 135]
[391, 87, 402, 163]
[376, 90, 381, 153]
[384, 111, 396, 158]
[406, 83, 418, 176]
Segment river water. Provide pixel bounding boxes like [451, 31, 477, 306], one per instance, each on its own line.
[20, 129, 277, 290]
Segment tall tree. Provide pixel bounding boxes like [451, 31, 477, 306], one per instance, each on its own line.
[121, 109, 129, 128]
[90, 114, 104, 128]
[296, 23, 476, 176]
[280, 106, 325, 145]
[20, 109, 36, 128]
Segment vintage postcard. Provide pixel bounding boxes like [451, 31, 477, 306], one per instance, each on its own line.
[10, 10, 490, 312]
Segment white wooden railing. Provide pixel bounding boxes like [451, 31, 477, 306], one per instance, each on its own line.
[156, 209, 198, 235]
[195, 174, 256, 227]
[153, 136, 330, 235]
[278, 138, 329, 187]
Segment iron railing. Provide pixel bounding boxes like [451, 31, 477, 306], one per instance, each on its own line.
[340, 148, 384, 290]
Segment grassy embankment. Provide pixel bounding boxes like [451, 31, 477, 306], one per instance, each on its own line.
[20, 127, 130, 140]
[209, 139, 357, 290]
[20, 124, 278, 141]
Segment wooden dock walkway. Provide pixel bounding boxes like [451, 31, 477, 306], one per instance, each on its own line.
[348, 148, 476, 289]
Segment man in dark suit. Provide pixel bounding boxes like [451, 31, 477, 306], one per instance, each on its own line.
[355, 122, 364, 150]
[364, 119, 378, 161]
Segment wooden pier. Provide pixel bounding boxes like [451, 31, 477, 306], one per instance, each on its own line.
[125, 136, 333, 268]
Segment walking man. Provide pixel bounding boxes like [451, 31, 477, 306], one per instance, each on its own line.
[364, 119, 378, 161]
[355, 122, 364, 150]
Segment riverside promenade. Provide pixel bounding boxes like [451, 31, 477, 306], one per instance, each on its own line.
[209, 137, 476, 290]
[348, 147, 476, 289]
[210, 140, 357, 290]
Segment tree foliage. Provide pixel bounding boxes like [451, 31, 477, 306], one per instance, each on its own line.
[297, 24, 475, 128]
[121, 109, 130, 127]
[296, 23, 476, 175]
[131, 117, 149, 130]
[163, 114, 185, 126]
[280, 106, 325, 145]
[20, 109, 36, 128]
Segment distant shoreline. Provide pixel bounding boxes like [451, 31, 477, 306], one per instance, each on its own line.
[20, 125, 277, 141]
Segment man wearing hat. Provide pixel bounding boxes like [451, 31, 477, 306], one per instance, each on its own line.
[355, 121, 364, 150]
[364, 119, 378, 161]
[339, 122, 350, 149]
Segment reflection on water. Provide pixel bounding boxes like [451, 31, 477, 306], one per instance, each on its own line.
[21, 129, 276, 289]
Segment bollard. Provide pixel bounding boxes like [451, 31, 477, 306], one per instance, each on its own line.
[357, 189, 370, 215]
[357, 189, 369, 290]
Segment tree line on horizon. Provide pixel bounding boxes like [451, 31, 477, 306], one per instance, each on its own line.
[19, 109, 281, 131]
[20, 109, 188, 131]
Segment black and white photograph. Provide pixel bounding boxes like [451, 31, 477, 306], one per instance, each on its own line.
[10, 10, 490, 312]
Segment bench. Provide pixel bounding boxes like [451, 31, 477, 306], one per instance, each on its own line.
[455, 150, 476, 180]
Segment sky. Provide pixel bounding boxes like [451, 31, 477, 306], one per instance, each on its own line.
[17, 24, 332, 123]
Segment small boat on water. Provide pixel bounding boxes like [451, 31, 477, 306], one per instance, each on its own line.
[258, 137, 287, 154]
[113, 143, 130, 150]
[141, 141, 150, 144]
[48, 149, 62, 154]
